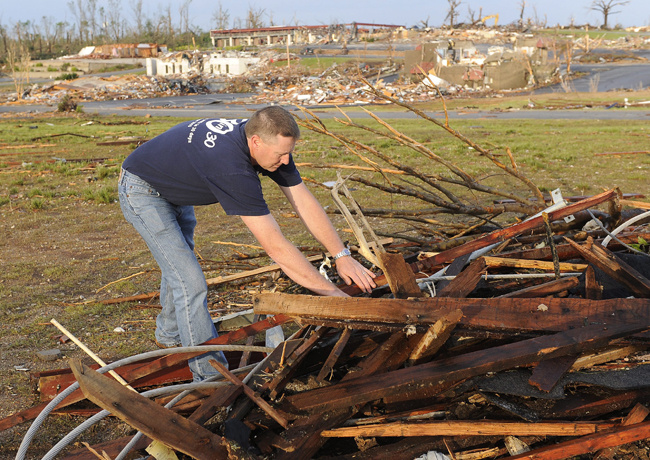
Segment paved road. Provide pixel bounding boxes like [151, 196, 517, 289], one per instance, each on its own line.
[537, 62, 650, 93]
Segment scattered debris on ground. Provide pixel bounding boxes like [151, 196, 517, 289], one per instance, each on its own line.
[5, 188, 650, 459]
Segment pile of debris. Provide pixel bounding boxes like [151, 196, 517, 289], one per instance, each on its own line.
[1, 73, 218, 105]
[5, 188, 650, 459]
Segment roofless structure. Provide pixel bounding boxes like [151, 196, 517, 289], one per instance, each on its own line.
[209, 22, 405, 48]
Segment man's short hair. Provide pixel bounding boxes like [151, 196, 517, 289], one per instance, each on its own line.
[245, 106, 300, 142]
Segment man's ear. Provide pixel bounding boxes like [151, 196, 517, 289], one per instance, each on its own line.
[252, 134, 262, 145]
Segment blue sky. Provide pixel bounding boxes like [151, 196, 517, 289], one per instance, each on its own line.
[2, 0, 648, 31]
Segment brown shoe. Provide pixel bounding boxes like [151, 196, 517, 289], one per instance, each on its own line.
[155, 339, 180, 349]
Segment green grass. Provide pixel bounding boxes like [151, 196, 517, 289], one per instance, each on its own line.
[0, 108, 648, 456]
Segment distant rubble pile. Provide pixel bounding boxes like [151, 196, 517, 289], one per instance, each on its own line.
[1, 26, 648, 108]
[0, 73, 215, 106]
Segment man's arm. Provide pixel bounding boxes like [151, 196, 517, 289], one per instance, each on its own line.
[279, 182, 376, 293]
[240, 213, 348, 296]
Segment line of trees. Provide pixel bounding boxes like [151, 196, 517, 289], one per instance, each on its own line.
[0, 0, 278, 64]
[0, 0, 635, 67]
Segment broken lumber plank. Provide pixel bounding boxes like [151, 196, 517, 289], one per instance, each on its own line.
[551, 389, 650, 419]
[69, 359, 235, 460]
[267, 327, 330, 400]
[285, 322, 649, 413]
[571, 345, 643, 371]
[273, 407, 356, 459]
[433, 252, 472, 293]
[227, 338, 303, 422]
[621, 199, 650, 210]
[565, 237, 650, 298]
[437, 257, 486, 298]
[482, 256, 587, 272]
[126, 315, 292, 387]
[206, 254, 323, 286]
[408, 309, 463, 365]
[507, 420, 650, 460]
[343, 331, 423, 381]
[416, 189, 617, 269]
[316, 327, 352, 382]
[585, 265, 603, 300]
[277, 319, 426, 458]
[238, 313, 260, 368]
[497, 276, 580, 298]
[621, 403, 649, 425]
[529, 354, 578, 392]
[186, 385, 243, 426]
[594, 403, 650, 459]
[209, 359, 288, 429]
[253, 293, 650, 334]
[320, 420, 618, 438]
[377, 251, 423, 298]
[0, 315, 293, 433]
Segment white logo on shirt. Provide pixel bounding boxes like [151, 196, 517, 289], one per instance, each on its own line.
[203, 118, 244, 148]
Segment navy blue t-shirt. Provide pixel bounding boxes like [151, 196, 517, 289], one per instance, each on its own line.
[122, 118, 302, 215]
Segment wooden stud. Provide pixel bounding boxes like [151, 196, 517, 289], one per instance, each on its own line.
[208, 359, 288, 429]
[70, 359, 233, 460]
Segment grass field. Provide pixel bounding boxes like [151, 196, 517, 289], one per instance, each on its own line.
[0, 101, 648, 455]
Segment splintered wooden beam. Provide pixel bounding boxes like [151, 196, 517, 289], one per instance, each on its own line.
[508, 420, 650, 460]
[69, 359, 233, 460]
[437, 257, 487, 298]
[317, 328, 352, 382]
[286, 322, 649, 413]
[320, 420, 618, 438]
[584, 266, 603, 300]
[594, 404, 650, 459]
[497, 276, 580, 298]
[482, 256, 588, 272]
[416, 189, 617, 270]
[267, 327, 330, 400]
[565, 237, 650, 298]
[377, 251, 424, 298]
[408, 309, 463, 365]
[208, 359, 288, 429]
[253, 293, 650, 334]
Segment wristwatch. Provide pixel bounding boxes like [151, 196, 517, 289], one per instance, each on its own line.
[333, 248, 351, 260]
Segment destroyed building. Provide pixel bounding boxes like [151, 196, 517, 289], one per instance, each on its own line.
[404, 38, 557, 91]
[146, 51, 260, 77]
[76, 43, 167, 59]
[209, 22, 405, 48]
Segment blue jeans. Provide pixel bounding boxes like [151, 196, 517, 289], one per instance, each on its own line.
[118, 168, 227, 381]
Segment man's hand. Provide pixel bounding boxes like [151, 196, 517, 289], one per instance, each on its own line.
[334, 255, 376, 294]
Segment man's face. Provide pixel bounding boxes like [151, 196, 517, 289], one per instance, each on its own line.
[249, 134, 296, 172]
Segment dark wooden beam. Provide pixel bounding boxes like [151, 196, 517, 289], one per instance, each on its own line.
[565, 237, 650, 298]
[497, 276, 580, 298]
[317, 328, 352, 382]
[70, 360, 234, 460]
[285, 322, 649, 413]
[529, 354, 578, 392]
[508, 420, 650, 460]
[377, 251, 424, 298]
[253, 293, 650, 334]
[416, 189, 617, 270]
[437, 257, 487, 298]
